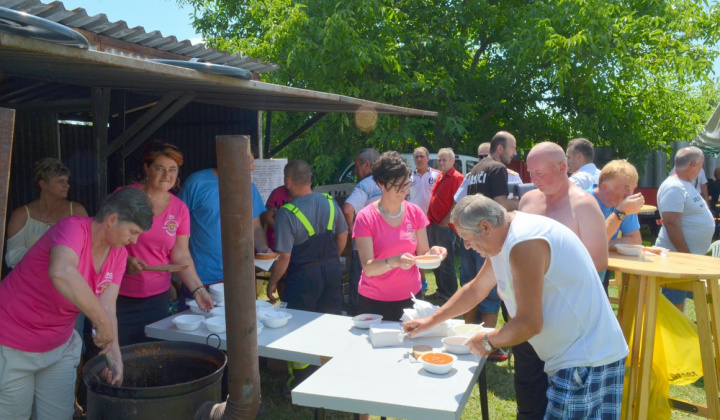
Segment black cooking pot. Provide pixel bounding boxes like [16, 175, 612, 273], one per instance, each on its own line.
[83, 341, 226, 419]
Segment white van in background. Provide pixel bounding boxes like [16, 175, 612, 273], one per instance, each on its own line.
[314, 153, 478, 204]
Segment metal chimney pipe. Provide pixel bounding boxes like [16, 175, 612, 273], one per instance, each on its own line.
[196, 135, 260, 419]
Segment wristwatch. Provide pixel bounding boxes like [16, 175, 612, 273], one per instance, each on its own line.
[614, 209, 626, 221]
[483, 333, 496, 353]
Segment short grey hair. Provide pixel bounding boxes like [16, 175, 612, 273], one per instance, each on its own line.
[285, 160, 313, 186]
[356, 148, 380, 166]
[95, 187, 154, 231]
[438, 148, 455, 160]
[451, 195, 506, 236]
[674, 146, 704, 170]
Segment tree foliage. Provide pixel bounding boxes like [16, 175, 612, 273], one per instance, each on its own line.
[180, 0, 720, 183]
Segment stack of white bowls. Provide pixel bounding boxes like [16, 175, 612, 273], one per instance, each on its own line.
[208, 283, 225, 304]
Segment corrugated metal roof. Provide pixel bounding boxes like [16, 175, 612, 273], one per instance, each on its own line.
[0, 0, 280, 73]
[0, 31, 437, 117]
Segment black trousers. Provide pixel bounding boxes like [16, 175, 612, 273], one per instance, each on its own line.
[512, 341, 548, 420]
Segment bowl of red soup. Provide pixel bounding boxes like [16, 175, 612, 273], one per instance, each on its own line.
[419, 352, 457, 374]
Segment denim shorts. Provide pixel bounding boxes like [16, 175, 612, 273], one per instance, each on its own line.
[477, 285, 501, 313]
[661, 288, 693, 305]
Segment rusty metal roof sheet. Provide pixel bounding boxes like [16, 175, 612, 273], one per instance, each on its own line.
[0, 31, 437, 117]
[0, 0, 280, 73]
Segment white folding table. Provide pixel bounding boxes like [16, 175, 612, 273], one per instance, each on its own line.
[145, 309, 488, 419]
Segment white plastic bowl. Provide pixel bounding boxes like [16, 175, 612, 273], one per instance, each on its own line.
[210, 307, 225, 317]
[256, 300, 274, 310]
[352, 313, 383, 329]
[173, 314, 204, 331]
[415, 255, 442, 269]
[262, 311, 292, 328]
[616, 244, 643, 256]
[451, 324, 484, 336]
[257, 321, 263, 336]
[204, 316, 226, 333]
[442, 336, 471, 355]
[209, 283, 225, 299]
[186, 300, 204, 314]
[419, 352, 457, 374]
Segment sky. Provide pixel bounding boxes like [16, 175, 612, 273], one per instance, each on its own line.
[60, 0, 203, 44]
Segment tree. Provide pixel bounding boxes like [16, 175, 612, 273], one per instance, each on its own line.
[180, 0, 720, 183]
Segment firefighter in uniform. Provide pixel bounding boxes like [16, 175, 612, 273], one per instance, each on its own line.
[267, 160, 348, 314]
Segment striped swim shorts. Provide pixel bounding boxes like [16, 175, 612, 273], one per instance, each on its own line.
[544, 358, 625, 420]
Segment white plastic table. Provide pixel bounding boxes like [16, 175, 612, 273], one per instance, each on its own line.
[145, 310, 487, 419]
[291, 322, 485, 420]
[145, 309, 367, 366]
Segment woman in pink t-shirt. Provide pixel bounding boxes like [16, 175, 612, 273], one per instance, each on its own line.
[116, 142, 213, 346]
[354, 152, 447, 321]
[0, 188, 153, 418]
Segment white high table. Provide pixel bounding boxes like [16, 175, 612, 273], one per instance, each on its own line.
[145, 309, 487, 420]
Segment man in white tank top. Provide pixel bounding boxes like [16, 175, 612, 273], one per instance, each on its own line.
[404, 195, 627, 419]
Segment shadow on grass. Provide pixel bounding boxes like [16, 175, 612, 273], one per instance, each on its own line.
[484, 359, 517, 401]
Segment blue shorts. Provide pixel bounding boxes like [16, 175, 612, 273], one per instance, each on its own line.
[661, 288, 693, 305]
[544, 358, 625, 420]
[477, 286, 501, 314]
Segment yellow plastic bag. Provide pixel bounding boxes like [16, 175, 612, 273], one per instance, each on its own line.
[621, 294, 703, 420]
[659, 296, 703, 385]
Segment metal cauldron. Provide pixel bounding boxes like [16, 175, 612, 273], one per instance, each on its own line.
[83, 341, 226, 419]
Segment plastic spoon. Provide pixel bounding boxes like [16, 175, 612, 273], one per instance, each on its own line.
[461, 322, 486, 346]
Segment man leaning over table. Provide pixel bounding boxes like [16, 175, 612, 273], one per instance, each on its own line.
[404, 195, 628, 420]
[177, 151, 270, 310]
[268, 160, 348, 314]
[656, 146, 715, 312]
[589, 159, 644, 294]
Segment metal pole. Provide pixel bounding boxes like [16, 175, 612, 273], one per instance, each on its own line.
[196, 135, 260, 419]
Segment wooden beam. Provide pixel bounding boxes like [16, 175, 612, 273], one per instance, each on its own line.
[102, 92, 183, 159]
[120, 93, 195, 158]
[92, 88, 111, 200]
[0, 108, 15, 262]
[268, 113, 326, 158]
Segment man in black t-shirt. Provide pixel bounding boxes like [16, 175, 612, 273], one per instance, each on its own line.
[459, 131, 518, 362]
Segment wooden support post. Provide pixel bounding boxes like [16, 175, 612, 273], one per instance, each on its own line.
[0, 108, 16, 262]
[92, 88, 111, 200]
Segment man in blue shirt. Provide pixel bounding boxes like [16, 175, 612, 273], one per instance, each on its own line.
[588, 159, 645, 294]
[178, 154, 270, 308]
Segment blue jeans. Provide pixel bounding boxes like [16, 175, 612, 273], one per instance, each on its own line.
[458, 240, 500, 315]
[427, 222, 458, 297]
[349, 250, 362, 315]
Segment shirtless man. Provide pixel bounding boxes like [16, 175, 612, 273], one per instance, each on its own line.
[512, 141, 608, 419]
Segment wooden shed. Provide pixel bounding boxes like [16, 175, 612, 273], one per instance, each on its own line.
[0, 1, 436, 262]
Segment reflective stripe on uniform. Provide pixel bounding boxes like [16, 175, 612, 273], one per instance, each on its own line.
[281, 193, 335, 237]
